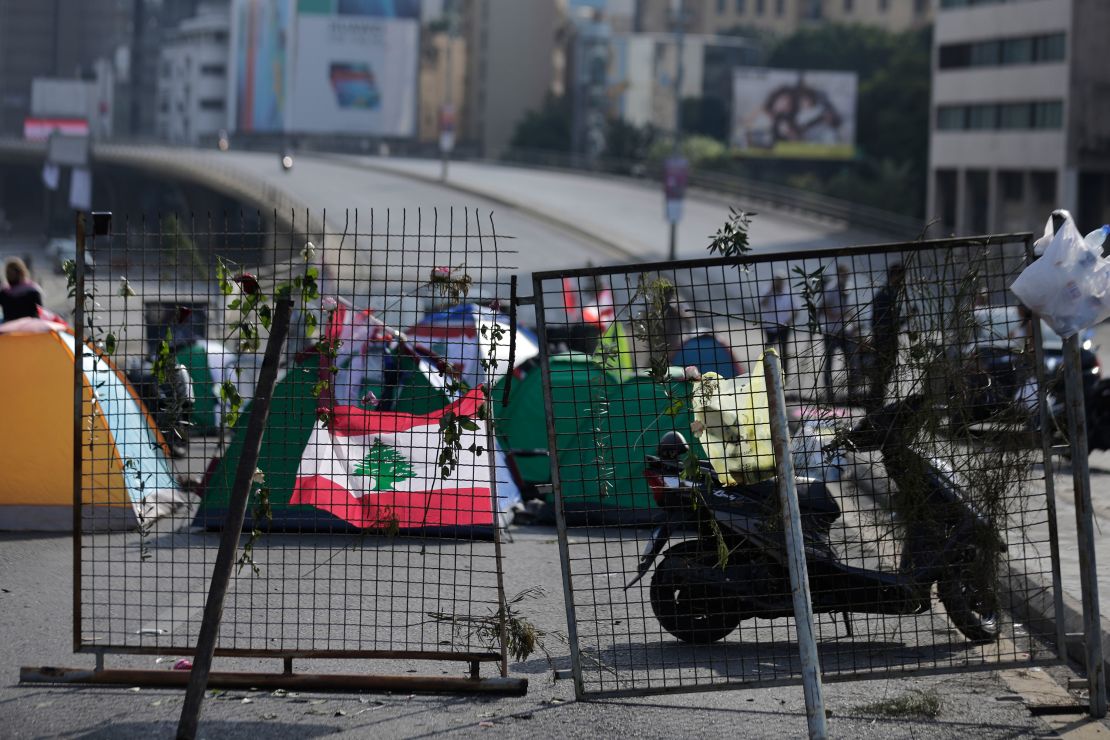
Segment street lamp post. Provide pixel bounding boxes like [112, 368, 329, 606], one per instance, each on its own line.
[665, 0, 687, 261]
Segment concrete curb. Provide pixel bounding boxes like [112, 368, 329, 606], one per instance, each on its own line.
[1004, 557, 1110, 678]
[309, 153, 647, 264]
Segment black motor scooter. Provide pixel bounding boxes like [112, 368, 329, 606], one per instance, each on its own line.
[627, 398, 1004, 644]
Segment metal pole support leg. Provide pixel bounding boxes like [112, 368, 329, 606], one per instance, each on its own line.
[1063, 334, 1107, 718]
[763, 350, 828, 739]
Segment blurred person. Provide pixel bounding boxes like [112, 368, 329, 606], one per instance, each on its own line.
[867, 263, 906, 410]
[0, 257, 43, 322]
[760, 271, 800, 376]
[819, 263, 857, 400]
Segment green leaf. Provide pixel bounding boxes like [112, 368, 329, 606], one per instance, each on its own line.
[663, 398, 685, 417]
[104, 333, 116, 356]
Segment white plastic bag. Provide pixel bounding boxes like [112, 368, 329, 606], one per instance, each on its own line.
[1012, 210, 1110, 338]
[1033, 210, 1110, 254]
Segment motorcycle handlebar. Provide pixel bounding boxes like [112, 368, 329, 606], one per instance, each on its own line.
[830, 395, 929, 454]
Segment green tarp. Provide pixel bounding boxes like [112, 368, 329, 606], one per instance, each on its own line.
[196, 350, 456, 529]
[494, 352, 704, 522]
[175, 342, 220, 434]
[195, 353, 324, 529]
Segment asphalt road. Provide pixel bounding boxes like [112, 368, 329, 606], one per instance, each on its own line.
[0, 151, 1093, 736]
[0, 526, 1067, 739]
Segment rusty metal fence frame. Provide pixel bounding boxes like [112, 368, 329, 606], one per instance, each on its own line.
[533, 233, 1071, 699]
[46, 208, 527, 693]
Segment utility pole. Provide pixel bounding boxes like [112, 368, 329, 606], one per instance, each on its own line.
[664, 0, 688, 261]
[439, 1, 458, 182]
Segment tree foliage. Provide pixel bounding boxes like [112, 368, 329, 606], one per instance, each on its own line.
[766, 25, 932, 218]
[680, 96, 730, 142]
[509, 94, 571, 152]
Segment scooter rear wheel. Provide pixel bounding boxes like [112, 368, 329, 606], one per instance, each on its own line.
[938, 577, 1000, 643]
[649, 553, 741, 644]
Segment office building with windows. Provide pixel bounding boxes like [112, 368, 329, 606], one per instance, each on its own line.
[928, 0, 1110, 234]
[155, 3, 229, 145]
[634, 0, 932, 35]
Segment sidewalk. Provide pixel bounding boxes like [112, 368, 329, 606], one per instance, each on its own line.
[1027, 321, 1110, 673]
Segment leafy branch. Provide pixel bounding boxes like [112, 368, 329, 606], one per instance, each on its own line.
[707, 207, 755, 266]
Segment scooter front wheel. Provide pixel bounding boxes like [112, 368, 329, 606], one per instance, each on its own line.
[938, 577, 1000, 643]
[649, 552, 741, 644]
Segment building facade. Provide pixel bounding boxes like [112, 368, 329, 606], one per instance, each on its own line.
[156, 5, 230, 145]
[927, 0, 1110, 234]
[417, 31, 467, 144]
[461, 0, 566, 157]
[0, 0, 134, 136]
[635, 0, 932, 35]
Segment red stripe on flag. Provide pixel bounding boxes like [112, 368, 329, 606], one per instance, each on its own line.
[329, 388, 485, 438]
[292, 474, 493, 528]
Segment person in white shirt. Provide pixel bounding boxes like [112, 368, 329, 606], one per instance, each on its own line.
[819, 263, 857, 399]
[760, 272, 800, 376]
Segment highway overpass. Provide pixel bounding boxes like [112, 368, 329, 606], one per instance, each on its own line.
[0, 140, 897, 277]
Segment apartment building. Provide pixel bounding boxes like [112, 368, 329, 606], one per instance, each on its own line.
[461, 0, 566, 157]
[927, 0, 1110, 234]
[635, 0, 932, 35]
[156, 4, 230, 145]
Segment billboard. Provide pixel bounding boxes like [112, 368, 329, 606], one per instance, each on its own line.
[231, 0, 293, 132]
[731, 67, 857, 159]
[231, 0, 419, 136]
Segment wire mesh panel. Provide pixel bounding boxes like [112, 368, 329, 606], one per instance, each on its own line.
[533, 234, 1062, 697]
[72, 208, 517, 668]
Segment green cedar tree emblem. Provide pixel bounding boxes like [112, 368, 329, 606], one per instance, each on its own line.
[354, 439, 416, 491]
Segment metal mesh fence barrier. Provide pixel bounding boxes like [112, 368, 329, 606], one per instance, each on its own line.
[72, 208, 516, 667]
[532, 234, 1063, 697]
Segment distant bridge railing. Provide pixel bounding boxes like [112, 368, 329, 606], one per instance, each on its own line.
[0, 138, 312, 235]
[0, 136, 923, 239]
[499, 147, 925, 239]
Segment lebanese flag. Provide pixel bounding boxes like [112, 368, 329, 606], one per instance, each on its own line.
[291, 390, 495, 529]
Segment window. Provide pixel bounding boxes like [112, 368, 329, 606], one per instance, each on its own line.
[937, 106, 966, 130]
[776, 0, 784, 15]
[1032, 171, 1057, 205]
[200, 63, 226, 76]
[936, 101, 1062, 131]
[938, 33, 1067, 69]
[1001, 37, 1033, 64]
[199, 98, 225, 111]
[969, 40, 1000, 66]
[998, 103, 1030, 129]
[968, 104, 996, 130]
[756, 0, 765, 14]
[717, 0, 726, 12]
[938, 44, 971, 69]
[844, 0, 853, 10]
[878, 0, 889, 10]
[914, 0, 927, 14]
[1033, 101, 1063, 128]
[736, 0, 746, 12]
[1034, 33, 1066, 62]
[999, 171, 1024, 202]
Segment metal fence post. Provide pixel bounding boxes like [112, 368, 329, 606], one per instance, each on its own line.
[1063, 333, 1107, 718]
[763, 350, 828, 739]
[72, 212, 86, 654]
[177, 298, 294, 740]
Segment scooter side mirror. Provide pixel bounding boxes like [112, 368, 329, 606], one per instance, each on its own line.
[657, 431, 689, 461]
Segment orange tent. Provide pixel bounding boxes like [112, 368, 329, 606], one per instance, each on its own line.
[0, 318, 182, 530]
